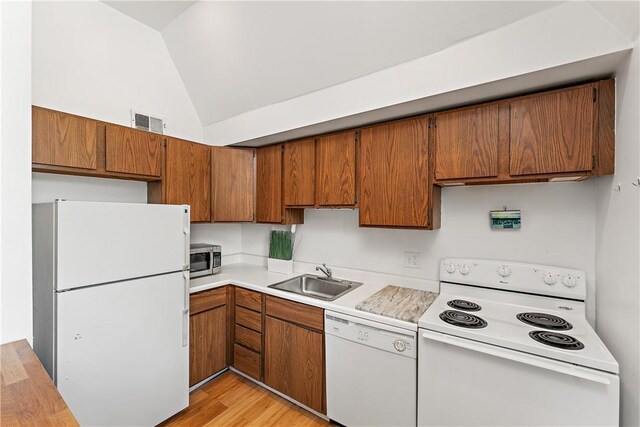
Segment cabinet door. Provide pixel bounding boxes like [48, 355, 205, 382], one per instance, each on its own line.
[166, 138, 211, 222]
[105, 125, 162, 177]
[264, 316, 324, 413]
[359, 117, 429, 228]
[211, 147, 255, 222]
[256, 145, 283, 223]
[189, 306, 227, 386]
[32, 106, 98, 170]
[434, 105, 499, 180]
[316, 131, 357, 206]
[510, 85, 595, 176]
[283, 139, 315, 207]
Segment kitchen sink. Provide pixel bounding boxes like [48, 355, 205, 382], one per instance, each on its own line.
[268, 274, 363, 301]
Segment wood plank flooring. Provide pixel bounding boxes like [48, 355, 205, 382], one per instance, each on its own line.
[160, 371, 333, 426]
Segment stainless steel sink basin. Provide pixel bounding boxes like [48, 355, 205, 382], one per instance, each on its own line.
[268, 274, 362, 301]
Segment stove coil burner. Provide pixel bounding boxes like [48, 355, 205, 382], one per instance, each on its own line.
[447, 299, 481, 312]
[529, 331, 584, 350]
[439, 310, 487, 329]
[517, 312, 573, 331]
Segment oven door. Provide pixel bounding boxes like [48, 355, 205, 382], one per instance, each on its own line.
[418, 329, 619, 427]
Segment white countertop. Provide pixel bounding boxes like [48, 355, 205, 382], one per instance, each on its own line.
[190, 262, 424, 331]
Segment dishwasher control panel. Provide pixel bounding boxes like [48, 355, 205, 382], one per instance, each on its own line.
[325, 312, 417, 358]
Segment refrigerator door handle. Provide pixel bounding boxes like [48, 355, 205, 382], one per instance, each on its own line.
[183, 205, 190, 271]
[182, 271, 190, 311]
[182, 270, 190, 347]
[182, 309, 189, 347]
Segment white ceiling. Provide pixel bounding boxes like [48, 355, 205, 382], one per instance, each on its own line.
[160, 1, 560, 125]
[103, 1, 196, 31]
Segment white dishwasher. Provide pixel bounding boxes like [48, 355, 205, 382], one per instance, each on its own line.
[325, 311, 417, 427]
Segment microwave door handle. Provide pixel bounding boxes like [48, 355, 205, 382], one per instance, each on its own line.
[421, 330, 612, 385]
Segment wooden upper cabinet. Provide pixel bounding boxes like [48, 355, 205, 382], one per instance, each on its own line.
[283, 139, 315, 207]
[316, 131, 358, 206]
[434, 104, 499, 180]
[256, 145, 283, 223]
[211, 147, 255, 222]
[165, 138, 211, 222]
[509, 85, 595, 176]
[32, 106, 98, 170]
[105, 125, 163, 177]
[359, 117, 433, 229]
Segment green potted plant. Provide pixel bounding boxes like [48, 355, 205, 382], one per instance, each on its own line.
[268, 229, 294, 274]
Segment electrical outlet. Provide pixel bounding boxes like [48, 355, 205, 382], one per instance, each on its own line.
[404, 251, 421, 269]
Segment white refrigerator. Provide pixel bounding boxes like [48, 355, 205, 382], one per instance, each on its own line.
[32, 200, 191, 426]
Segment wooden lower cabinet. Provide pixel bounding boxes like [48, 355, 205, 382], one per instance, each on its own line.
[189, 305, 227, 386]
[264, 316, 325, 414]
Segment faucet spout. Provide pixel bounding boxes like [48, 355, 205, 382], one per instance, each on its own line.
[315, 263, 333, 279]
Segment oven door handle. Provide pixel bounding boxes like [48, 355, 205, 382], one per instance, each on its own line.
[421, 330, 612, 385]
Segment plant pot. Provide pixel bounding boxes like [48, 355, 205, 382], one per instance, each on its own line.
[268, 258, 293, 274]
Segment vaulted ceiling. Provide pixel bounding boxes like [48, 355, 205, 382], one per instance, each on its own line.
[103, 1, 638, 130]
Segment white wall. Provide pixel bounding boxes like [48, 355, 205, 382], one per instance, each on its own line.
[242, 181, 598, 320]
[32, 173, 147, 204]
[32, 0, 202, 142]
[595, 40, 640, 427]
[204, 2, 632, 145]
[1, 1, 32, 344]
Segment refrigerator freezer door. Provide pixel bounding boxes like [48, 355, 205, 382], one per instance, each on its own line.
[56, 201, 189, 291]
[56, 272, 189, 426]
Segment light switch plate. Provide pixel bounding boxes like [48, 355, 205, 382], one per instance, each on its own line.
[404, 251, 421, 269]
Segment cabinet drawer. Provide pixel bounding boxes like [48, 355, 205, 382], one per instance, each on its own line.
[190, 287, 226, 315]
[235, 288, 262, 312]
[233, 344, 261, 380]
[236, 306, 262, 332]
[235, 325, 261, 353]
[265, 296, 324, 331]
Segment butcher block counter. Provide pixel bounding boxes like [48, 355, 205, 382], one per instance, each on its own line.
[1, 340, 78, 426]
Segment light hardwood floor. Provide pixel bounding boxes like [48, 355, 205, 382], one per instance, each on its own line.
[160, 371, 333, 426]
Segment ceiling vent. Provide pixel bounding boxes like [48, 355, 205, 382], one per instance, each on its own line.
[131, 110, 165, 134]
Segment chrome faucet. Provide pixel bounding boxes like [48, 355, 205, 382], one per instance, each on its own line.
[316, 263, 333, 279]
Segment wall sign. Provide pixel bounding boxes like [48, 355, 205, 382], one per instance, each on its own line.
[490, 210, 521, 229]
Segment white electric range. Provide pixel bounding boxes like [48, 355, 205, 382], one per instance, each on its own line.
[418, 259, 619, 427]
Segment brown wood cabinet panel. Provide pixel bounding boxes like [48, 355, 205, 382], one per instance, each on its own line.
[235, 288, 262, 312]
[235, 325, 261, 353]
[190, 306, 227, 386]
[190, 287, 226, 316]
[236, 306, 262, 333]
[256, 145, 283, 223]
[211, 147, 255, 222]
[434, 104, 499, 180]
[264, 316, 324, 413]
[316, 131, 357, 206]
[265, 296, 324, 332]
[105, 125, 162, 177]
[284, 139, 316, 206]
[359, 117, 430, 229]
[510, 85, 595, 176]
[233, 344, 261, 380]
[32, 106, 98, 170]
[595, 78, 615, 176]
[165, 138, 211, 222]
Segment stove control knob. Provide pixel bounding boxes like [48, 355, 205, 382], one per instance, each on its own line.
[562, 275, 577, 288]
[394, 340, 406, 352]
[497, 265, 512, 278]
[543, 272, 557, 286]
[459, 264, 471, 275]
[445, 263, 456, 274]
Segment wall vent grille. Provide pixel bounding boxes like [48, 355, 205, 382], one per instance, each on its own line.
[131, 110, 165, 134]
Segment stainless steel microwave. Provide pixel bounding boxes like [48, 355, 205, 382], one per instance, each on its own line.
[189, 244, 221, 278]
